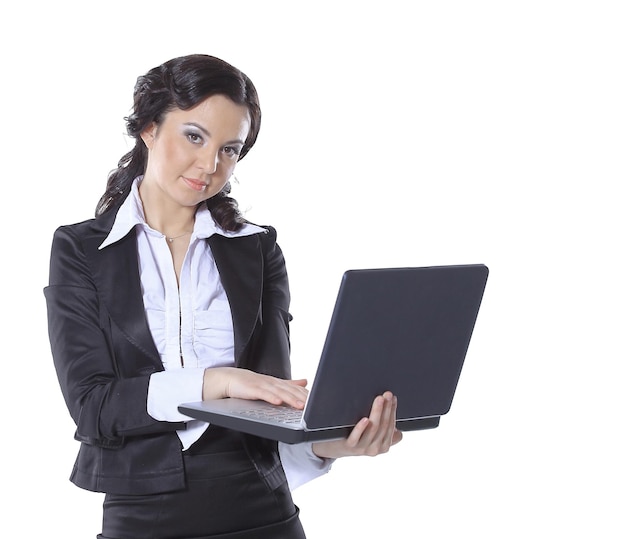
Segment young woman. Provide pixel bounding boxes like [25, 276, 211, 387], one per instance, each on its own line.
[45, 53, 402, 539]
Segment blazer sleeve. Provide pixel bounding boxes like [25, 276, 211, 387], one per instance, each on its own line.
[44, 225, 183, 448]
[240, 225, 293, 380]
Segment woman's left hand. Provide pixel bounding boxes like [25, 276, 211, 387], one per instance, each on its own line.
[311, 391, 403, 459]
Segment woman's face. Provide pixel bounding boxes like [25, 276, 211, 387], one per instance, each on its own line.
[140, 94, 251, 208]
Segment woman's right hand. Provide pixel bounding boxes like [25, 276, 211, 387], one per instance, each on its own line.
[202, 367, 308, 409]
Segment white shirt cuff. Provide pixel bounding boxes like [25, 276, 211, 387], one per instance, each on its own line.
[147, 368, 205, 422]
[279, 441, 334, 490]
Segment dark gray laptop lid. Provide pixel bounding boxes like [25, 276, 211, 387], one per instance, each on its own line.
[302, 264, 488, 430]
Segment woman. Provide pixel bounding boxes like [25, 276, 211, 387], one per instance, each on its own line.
[45, 53, 402, 539]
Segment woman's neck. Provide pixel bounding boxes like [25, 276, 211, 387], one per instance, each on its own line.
[138, 181, 197, 236]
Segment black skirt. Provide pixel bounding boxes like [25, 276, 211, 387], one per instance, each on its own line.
[98, 426, 306, 539]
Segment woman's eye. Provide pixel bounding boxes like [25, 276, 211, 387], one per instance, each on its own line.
[186, 132, 203, 144]
[223, 146, 241, 157]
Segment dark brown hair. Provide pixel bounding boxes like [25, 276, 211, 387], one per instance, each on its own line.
[95, 54, 261, 231]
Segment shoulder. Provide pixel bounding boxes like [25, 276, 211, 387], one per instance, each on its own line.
[257, 224, 278, 245]
[252, 226, 288, 281]
[52, 218, 96, 241]
[50, 218, 97, 257]
[51, 206, 118, 246]
[252, 225, 285, 262]
[48, 210, 120, 281]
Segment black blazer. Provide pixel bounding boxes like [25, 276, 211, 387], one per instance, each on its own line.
[44, 203, 293, 495]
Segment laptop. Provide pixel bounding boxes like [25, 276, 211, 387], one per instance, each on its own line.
[178, 264, 489, 444]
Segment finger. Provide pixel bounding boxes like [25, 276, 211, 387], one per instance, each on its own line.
[343, 417, 371, 450]
[381, 394, 399, 449]
[343, 394, 387, 450]
[368, 393, 395, 449]
[261, 378, 309, 408]
[391, 428, 404, 446]
[281, 379, 309, 406]
[225, 370, 308, 407]
[360, 392, 397, 453]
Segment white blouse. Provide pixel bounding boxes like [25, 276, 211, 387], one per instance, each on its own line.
[99, 178, 331, 489]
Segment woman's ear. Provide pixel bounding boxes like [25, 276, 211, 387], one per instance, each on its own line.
[140, 123, 157, 149]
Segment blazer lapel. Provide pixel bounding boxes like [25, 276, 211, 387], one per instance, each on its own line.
[82, 214, 162, 368]
[208, 233, 263, 365]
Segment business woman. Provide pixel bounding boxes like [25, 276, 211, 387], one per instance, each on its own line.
[45, 53, 402, 539]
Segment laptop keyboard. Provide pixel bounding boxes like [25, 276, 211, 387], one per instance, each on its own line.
[237, 405, 303, 425]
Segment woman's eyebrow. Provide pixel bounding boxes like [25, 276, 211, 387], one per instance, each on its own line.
[184, 122, 210, 136]
[184, 122, 245, 145]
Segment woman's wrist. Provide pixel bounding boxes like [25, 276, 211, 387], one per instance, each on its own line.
[202, 367, 227, 400]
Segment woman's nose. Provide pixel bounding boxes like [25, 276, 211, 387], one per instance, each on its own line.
[197, 147, 219, 174]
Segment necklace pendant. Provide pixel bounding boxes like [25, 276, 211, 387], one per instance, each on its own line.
[168, 237, 174, 243]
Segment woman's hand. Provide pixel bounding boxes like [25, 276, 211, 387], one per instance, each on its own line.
[202, 367, 308, 409]
[311, 391, 403, 459]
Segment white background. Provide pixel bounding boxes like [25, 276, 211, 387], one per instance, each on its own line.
[1, 1, 624, 537]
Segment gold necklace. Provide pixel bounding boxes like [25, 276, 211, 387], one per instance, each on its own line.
[165, 231, 192, 243]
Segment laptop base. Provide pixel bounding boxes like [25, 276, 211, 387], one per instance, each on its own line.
[178, 400, 440, 444]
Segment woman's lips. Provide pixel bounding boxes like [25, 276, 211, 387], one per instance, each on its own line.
[182, 177, 207, 192]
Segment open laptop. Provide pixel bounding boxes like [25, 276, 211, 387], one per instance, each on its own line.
[179, 264, 489, 444]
